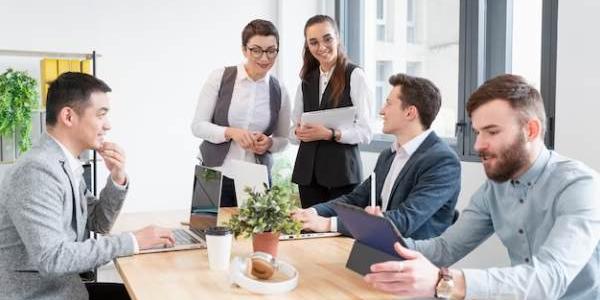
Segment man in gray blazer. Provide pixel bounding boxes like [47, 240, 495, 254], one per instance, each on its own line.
[0, 72, 174, 300]
[293, 73, 460, 240]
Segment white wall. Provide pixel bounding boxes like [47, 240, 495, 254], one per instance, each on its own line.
[554, 0, 600, 173]
[0, 0, 324, 213]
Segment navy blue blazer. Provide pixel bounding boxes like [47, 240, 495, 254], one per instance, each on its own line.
[313, 131, 461, 240]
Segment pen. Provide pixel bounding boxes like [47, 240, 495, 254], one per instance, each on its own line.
[370, 172, 376, 207]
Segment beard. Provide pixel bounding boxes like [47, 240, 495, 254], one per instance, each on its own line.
[479, 132, 529, 183]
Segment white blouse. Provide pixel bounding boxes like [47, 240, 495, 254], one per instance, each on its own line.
[289, 66, 373, 145]
[191, 64, 291, 178]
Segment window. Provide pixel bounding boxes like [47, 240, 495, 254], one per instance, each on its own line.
[406, 61, 422, 76]
[406, 0, 417, 43]
[512, 0, 543, 88]
[375, 61, 393, 125]
[362, 0, 460, 144]
[376, 0, 386, 41]
[338, 0, 557, 157]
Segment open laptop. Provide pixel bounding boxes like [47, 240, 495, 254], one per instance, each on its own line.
[229, 159, 340, 240]
[230, 159, 269, 207]
[139, 165, 222, 254]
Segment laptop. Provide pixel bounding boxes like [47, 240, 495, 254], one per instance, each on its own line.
[139, 165, 222, 254]
[230, 159, 270, 207]
[229, 160, 340, 240]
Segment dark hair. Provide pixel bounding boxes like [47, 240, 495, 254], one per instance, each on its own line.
[241, 19, 279, 48]
[45, 72, 111, 126]
[300, 15, 349, 108]
[467, 74, 546, 136]
[388, 73, 441, 129]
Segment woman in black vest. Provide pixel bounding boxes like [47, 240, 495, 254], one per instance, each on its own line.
[191, 19, 291, 207]
[291, 15, 373, 208]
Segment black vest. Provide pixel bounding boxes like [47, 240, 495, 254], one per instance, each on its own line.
[291, 64, 362, 187]
[199, 66, 281, 176]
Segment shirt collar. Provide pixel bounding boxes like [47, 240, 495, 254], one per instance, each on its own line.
[319, 65, 335, 80]
[511, 147, 551, 187]
[391, 129, 432, 157]
[238, 64, 269, 83]
[48, 134, 83, 176]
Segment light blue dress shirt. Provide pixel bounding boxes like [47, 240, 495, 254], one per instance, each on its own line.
[406, 148, 600, 299]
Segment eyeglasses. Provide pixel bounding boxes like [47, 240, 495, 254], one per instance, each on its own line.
[307, 36, 336, 49]
[246, 46, 279, 59]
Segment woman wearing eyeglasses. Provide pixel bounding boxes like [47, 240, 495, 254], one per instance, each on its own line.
[291, 15, 373, 208]
[192, 19, 290, 207]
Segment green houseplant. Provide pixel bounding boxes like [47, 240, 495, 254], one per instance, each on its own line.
[226, 183, 302, 257]
[0, 68, 39, 153]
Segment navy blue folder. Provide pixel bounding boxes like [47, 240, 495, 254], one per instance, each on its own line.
[333, 202, 405, 275]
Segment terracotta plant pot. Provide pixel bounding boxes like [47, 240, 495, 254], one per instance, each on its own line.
[252, 232, 280, 257]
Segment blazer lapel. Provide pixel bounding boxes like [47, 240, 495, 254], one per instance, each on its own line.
[387, 132, 438, 206]
[59, 160, 84, 241]
[42, 132, 86, 241]
[377, 150, 396, 206]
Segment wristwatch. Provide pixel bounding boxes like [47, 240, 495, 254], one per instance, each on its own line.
[330, 128, 336, 141]
[435, 267, 455, 299]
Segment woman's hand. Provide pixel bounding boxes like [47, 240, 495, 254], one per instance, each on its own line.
[225, 127, 255, 150]
[251, 132, 273, 155]
[295, 123, 332, 142]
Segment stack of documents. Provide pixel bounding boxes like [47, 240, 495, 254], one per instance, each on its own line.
[300, 106, 356, 129]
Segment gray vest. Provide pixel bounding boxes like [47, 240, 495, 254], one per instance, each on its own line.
[199, 66, 281, 176]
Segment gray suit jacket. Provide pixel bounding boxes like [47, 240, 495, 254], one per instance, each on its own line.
[0, 133, 135, 300]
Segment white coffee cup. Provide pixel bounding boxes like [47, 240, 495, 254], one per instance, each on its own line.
[205, 226, 233, 271]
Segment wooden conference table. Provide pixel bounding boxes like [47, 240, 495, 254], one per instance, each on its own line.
[111, 208, 399, 300]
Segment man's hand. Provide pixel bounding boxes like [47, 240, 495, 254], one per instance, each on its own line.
[364, 242, 440, 297]
[291, 208, 331, 232]
[251, 132, 273, 155]
[225, 127, 255, 150]
[295, 123, 331, 142]
[365, 205, 384, 217]
[133, 226, 175, 250]
[98, 142, 127, 185]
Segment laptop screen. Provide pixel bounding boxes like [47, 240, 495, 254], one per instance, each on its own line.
[189, 165, 222, 230]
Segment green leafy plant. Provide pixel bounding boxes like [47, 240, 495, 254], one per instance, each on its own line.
[226, 183, 302, 239]
[0, 68, 39, 153]
[271, 154, 300, 207]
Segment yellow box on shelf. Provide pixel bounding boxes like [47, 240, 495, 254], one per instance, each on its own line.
[81, 59, 92, 74]
[40, 58, 58, 81]
[70, 59, 81, 72]
[41, 83, 50, 108]
[57, 59, 70, 75]
[40, 59, 58, 108]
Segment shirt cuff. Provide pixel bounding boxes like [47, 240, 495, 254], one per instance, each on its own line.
[462, 268, 489, 299]
[337, 127, 354, 144]
[128, 232, 140, 254]
[111, 176, 129, 191]
[330, 216, 338, 232]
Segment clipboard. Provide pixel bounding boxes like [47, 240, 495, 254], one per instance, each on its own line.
[300, 106, 356, 129]
[333, 202, 405, 275]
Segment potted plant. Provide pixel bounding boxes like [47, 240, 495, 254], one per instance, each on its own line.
[0, 68, 39, 154]
[226, 183, 302, 257]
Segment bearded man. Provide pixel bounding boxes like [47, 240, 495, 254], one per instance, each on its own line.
[363, 74, 600, 300]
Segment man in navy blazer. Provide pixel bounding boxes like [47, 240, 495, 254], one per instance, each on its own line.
[293, 73, 460, 240]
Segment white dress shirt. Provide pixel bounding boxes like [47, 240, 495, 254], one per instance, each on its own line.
[327, 129, 432, 232]
[380, 129, 432, 211]
[191, 64, 291, 178]
[48, 134, 138, 253]
[290, 66, 373, 145]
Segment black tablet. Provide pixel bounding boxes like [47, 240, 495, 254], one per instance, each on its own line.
[333, 202, 406, 257]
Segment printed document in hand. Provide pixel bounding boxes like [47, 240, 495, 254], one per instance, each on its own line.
[300, 106, 356, 129]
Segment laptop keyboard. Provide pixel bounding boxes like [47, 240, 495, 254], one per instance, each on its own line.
[173, 229, 203, 245]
